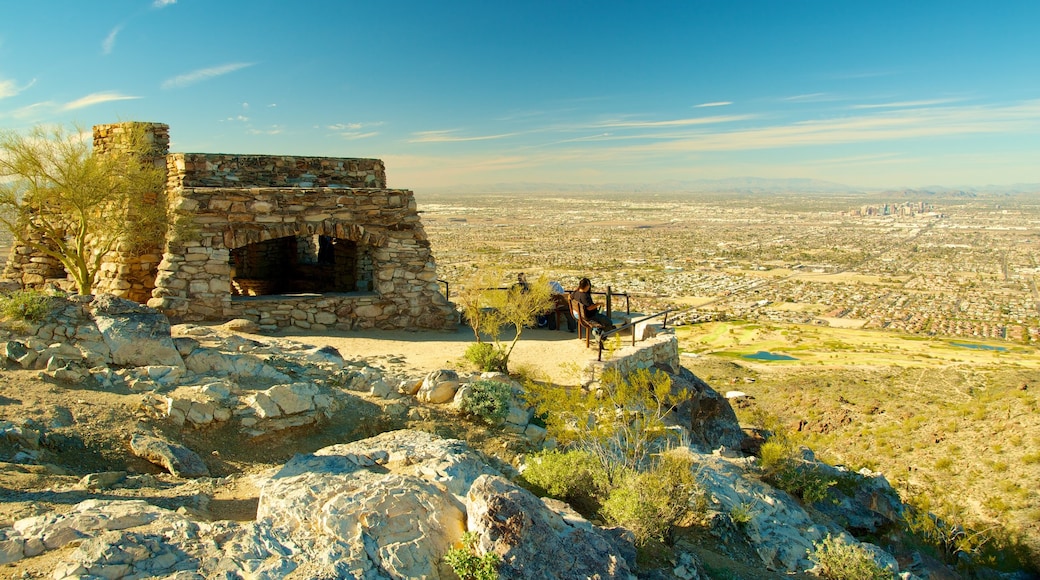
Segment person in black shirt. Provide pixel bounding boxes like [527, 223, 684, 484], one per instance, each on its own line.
[570, 277, 614, 330]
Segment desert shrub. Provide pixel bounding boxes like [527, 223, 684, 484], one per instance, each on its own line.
[525, 368, 688, 478]
[758, 439, 789, 469]
[464, 343, 508, 373]
[756, 429, 838, 505]
[443, 532, 499, 580]
[769, 463, 837, 504]
[729, 502, 753, 527]
[0, 290, 53, 324]
[600, 450, 701, 546]
[810, 534, 894, 580]
[903, 497, 1037, 573]
[460, 380, 512, 425]
[519, 449, 609, 516]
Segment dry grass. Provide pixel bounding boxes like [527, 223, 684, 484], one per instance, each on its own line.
[677, 320, 1040, 567]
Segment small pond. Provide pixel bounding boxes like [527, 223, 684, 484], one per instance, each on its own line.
[742, 351, 798, 361]
[948, 342, 1007, 352]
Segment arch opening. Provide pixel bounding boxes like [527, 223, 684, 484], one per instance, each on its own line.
[229, 234, 373, 296]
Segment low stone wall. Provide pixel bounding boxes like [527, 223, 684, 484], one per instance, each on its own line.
[167, 154, 385, 190]
[225, 292, 436, 332]
[585, 332, 680, 383]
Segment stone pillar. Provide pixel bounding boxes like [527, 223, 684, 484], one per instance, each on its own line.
[91, 122, 170, 302]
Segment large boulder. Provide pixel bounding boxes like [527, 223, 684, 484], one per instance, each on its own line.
[466, 474, 635, 579]
[258, 430, 497, 578]
[88, 295, 184, 369]
[417, 369, 461, 403]
[670, 367, 746, 452]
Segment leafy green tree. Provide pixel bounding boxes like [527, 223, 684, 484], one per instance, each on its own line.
[0, 124, 166, 295]
[456, 267, 555, 372]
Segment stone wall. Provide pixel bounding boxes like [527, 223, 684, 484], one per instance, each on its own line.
[584, 332, 681, 384]
[92, 122, 170, 303]
[167, 154, 385, 190]
[147, 182, 457, 330]
[1, 231, 68, 287]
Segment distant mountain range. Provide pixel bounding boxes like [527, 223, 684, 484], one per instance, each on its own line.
[419, 178, 1040, 196]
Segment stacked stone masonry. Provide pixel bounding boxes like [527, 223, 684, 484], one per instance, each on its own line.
[4, 122, 457, 331]
[92, 123, 171, 303]
[167, 153, 385, 190]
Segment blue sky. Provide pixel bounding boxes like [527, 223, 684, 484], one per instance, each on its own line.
[2, 1, 1039, 190]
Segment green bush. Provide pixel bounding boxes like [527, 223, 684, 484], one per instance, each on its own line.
[769, 463, 837, 504]
[0, 290, 53, 323]
[809, 534, 894, 580]
[464, 343, 508, 373]
[757, 435, 838, 505]
[443, 532, 499, 580]
[600, 450, 701, 546]
[519, 449, 609, 517]
[729, 502, 753, 527]
[460, 380, 512, 425]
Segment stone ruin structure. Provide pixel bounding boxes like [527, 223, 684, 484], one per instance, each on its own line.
[2, 122, 457, 331]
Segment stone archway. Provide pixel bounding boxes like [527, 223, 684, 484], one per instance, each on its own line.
[226, 221, 383, 296]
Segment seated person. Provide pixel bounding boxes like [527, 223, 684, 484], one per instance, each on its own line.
[570, 277, 614, 330]
[550, 280, 577, 332]
[512, 272, 530, 294]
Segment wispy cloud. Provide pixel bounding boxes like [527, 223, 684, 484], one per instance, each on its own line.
[694, 101, 732, 108]
[9, 101, 55, 119]
[805, 152, 904, 166]
[61, 91, 141, 111]
[409, 129, 519, 143]
[248, 125, 282, 135]
[851, 98, 961, 110]
[783, 92, 839, 103]
[153, 0, 176, 8]
[161, 62, 255, 89]
[328, 122, 382, 140]
[341, 132, 379, 140]
[624, 100, 1040, 153]
[0, 78, 35, 99]
[594, 115, 753, 129]
[102, 25, 122, 55]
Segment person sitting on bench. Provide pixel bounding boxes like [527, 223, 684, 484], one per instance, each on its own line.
[570, 277, 614, 330]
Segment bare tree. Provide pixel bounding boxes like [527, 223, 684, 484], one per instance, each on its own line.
[0, 124, 166, 295]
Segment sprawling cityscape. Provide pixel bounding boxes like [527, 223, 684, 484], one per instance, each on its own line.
[421, 190, 1040, 345]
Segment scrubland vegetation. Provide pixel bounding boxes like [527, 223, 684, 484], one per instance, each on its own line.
[420, 189, 1040, 574]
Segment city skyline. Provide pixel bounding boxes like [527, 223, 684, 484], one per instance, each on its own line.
[2, 1, 1039, 190]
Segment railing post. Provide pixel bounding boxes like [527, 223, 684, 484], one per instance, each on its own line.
[606, 286, 612, 320]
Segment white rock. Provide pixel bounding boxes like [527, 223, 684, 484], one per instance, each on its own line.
[267, 383, 319, 415]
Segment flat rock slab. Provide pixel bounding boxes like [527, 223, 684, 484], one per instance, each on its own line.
[129, 434, 209, 478]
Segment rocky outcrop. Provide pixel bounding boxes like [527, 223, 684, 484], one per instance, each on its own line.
[467, 474, 635, 579]
[1, 431, 639, 578]
[670, 367, 747, 452]
[692, 450, 901, 575]
[88, 294, 184, 368]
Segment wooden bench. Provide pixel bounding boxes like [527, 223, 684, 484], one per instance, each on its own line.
[570, 297, 608, 347]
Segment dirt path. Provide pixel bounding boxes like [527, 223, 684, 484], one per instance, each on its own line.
[245, 325, 596, 386]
